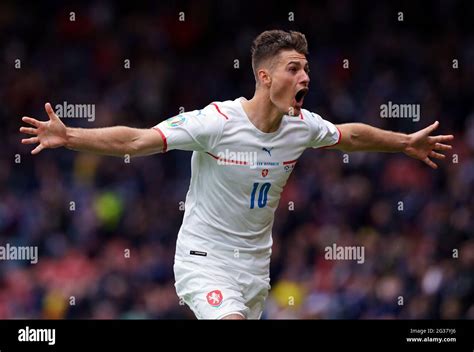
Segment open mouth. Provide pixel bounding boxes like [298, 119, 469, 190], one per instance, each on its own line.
[295, 88, 309, 103]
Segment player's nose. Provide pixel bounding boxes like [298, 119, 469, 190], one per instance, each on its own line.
[300, 71, 310, 85]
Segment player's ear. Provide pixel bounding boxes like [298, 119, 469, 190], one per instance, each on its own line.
[258, 68, 272, 87]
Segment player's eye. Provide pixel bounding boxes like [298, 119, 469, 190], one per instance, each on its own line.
[289, 67, 297, 73]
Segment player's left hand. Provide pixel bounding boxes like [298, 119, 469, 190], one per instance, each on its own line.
[403, 121, 454, 169]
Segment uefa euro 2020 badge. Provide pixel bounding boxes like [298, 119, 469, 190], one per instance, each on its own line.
[166, 114, 186, 128]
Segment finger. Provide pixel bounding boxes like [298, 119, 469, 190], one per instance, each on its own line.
[429, 151, 445, 160]
[423, 157, 438, 169]
[31, 144, 44, 155]
[434, 143, 452, 151]
[21, 137, 39, 145]
[431, 135, 454, 143]
[19, 127, 38, 135]
[45, 102, 59, 121]
[424, 121, 439, 134]
[22, 116, 41, 128]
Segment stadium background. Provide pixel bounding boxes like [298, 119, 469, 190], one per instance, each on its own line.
[0, 0, 472, 319]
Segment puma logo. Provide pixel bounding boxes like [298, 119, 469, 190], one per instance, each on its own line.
[262, 147, 273, 157]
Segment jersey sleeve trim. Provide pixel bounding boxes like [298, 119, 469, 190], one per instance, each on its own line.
[314, 125, 342, 150]
[152, 127, 168, 153]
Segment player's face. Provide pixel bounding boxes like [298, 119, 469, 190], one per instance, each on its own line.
[268, 50, 310, 116]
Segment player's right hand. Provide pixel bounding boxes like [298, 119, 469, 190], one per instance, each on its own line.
[20, 103, 68, 155]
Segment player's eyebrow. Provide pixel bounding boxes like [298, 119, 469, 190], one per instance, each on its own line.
[287, 61, 309, 71]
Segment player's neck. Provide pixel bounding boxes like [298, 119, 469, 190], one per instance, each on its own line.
[242, 92, 284, 134]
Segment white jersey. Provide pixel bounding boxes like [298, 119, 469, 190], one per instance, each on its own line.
[153, 97, 340, 276]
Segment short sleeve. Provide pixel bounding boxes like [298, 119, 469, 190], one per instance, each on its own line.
[304, 111, 341, 149]
[152, 106, 225, 152]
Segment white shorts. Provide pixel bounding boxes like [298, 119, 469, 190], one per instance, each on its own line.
[174, 259, 270, 319]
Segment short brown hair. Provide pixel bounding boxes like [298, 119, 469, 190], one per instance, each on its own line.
[251, 30, 308, 80]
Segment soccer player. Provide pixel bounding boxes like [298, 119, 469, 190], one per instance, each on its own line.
[20, 30, 454, 320]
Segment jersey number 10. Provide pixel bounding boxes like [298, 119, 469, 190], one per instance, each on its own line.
[250, 182, 271, 209]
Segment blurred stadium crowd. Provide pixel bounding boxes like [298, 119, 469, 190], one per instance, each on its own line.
[0, 0, 472, 319]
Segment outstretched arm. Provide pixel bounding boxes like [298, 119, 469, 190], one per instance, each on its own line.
[330, 121, 454, 169]
[20, 103, 164, 157]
